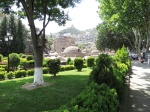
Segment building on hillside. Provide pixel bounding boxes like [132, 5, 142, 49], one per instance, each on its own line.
[54, 36, 75, 53]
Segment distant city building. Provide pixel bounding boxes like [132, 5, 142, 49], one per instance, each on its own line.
[54, 36, 75, 53]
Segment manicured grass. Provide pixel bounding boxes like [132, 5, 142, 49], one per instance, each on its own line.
[0, 68, 92, 112]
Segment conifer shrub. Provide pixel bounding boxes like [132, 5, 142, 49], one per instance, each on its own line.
[69, 83, 119, 112]
[89, 54, 115, 85]
[74, 57, 83, 71]
[47, 59, 60, 77]
[66, 57, 71, 64]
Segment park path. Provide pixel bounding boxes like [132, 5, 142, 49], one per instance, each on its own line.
[126, 61, 150, 112]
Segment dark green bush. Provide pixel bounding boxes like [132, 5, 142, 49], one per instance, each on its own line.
[9, 53, 20, 69]
[27, 69, 34, 76]
[70, 83, 119, 112]
[87, 56, 95, 68]
[19, 53, 24, 57]
[7, 72, 14, 79]
[66, 57, 71, 64]
[0, 72, 5, 80]
[47, 59, 60, 77]
[74, 57, 83, 71]
[26, 55, 34, 61]
[27, 60, 34, 69]
[15, 70, 27, 78]
[0, 54, 3, 62]
[43, 67, 49, 74]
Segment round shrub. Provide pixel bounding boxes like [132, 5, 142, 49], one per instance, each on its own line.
[87, 56, 95, 68]
[74, 57, 83, 71]
[0, 54, 3, 62]
[0, 72, 5, 80]
[26, 55, 34, 61]
[7, 72, 14, 79]
[47, 59, 60, 77]
[43, 67, 49, 74]
[20, 58, 28, 70]
[9, 53, 20, 69]
[70, 83, 119, 112]
[15, 70, 27, 78]
[27, 69, 34, 76]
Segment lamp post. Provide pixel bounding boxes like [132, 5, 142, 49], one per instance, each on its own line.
[5, 32, 13, 73]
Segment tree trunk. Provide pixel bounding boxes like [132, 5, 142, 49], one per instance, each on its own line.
[33, 46, 44, 85]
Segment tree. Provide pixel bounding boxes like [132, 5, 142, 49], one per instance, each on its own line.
[0, 16, 8, 56]
[16, 19, 26, 53]
[0, 0, 80, 85]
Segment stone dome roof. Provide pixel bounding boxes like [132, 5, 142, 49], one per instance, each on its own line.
[91, 49, 99, 54]
[82, 49, 90, 52]
[63, 46, 81, 53]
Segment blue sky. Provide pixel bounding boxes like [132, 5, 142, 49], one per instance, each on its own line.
[22, 0, 102, 34]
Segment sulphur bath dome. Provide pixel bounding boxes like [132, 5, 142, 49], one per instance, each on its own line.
[61, 46, 85, 57]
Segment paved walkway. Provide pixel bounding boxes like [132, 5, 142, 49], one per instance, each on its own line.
[126, 61, 150, 112]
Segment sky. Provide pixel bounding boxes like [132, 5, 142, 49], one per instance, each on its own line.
[22, 0, 102, 34]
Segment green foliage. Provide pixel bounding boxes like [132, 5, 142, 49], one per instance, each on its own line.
[0, 68, 5, 71]
[26, 55, 33, 61]
[43, 67, 49, 74]
[21, 54, 27, 58]
[47, 59, 61, 77]
[7, 72, 14, 79]
[69, 83, 119, 112]
[74, 57, 83, 71]
[115, 46, 129, 65]
[27, 69, 34, 76]
[0, 54, 3, 62]
[15, 70, 27, 78]
[43, 58, 51, 67]
[66, 57, 71, 64]
[9, 53, 20, 69]
[89, 54, 115, 85]
[87, 56, 95, 68]
[69, 60, 74, 65]
[60, 65, 75, 71]
[0, 72, 5, 80]
[19, 58, 28, 70]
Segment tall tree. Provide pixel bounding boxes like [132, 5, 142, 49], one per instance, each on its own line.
[0, 0, 81, 85]
[16, 19, 26, 53]
[0, 16, 8, 56]
[8, 14, 17, 53]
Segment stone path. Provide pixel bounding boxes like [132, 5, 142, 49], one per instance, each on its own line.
[127, 61, 150, 112]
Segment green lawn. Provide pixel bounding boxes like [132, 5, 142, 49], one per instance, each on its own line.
[0, 68, 92, 112]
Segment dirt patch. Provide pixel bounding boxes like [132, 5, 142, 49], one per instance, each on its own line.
[21, 82, 51, 90]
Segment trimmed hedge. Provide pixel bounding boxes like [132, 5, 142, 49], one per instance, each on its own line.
[7, 72, 14, 79]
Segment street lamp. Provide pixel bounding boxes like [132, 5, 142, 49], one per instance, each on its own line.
[5, 32, 13, 73]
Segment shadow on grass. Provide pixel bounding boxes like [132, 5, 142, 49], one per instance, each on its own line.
[0, 73, 90, 112]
